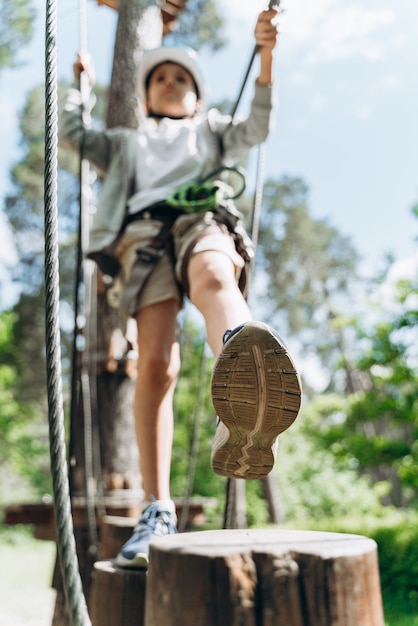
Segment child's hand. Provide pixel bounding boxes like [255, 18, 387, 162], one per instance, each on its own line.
[73, 52, 95, 87]
[254, 8, 279, 53]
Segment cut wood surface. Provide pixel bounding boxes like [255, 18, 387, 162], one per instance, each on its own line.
[145, 528, 385, 626]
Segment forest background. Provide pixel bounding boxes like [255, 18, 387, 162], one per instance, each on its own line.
[0, 0, 417, 624]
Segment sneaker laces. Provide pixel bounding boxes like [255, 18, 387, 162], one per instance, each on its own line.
[132, 503, 176, 538]
[222, 324, 245, 345]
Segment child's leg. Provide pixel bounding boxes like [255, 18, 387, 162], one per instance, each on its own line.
[116, 297, 180, 569]
[188, 249, 302, 480]
[187, 249, 251, 357]
[134, 297, 180, 500]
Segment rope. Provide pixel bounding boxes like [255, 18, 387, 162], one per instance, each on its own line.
[68, 0, 105, 555]
[222, 1, 279, 528]
[230, 0, 280, 121]
[78, 0, 104, 555]
[79, 0, 88, 53]
[80, 263, 101, 555]
[44, 0, 91, 624]
[250, 142, 266, 255]
[223, 478, 235, 529]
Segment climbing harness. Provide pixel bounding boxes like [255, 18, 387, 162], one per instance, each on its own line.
[116, 164, 251, 315]
[44, 0, 91, 623]
[119, 209, 179, 315]
[102, 1, 280, 317]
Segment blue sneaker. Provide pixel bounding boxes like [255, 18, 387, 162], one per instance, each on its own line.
[211, 321, 302, 480]
[115, 502, 177, 569]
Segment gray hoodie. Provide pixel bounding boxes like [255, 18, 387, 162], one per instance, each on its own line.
[60, 82, 275, 275]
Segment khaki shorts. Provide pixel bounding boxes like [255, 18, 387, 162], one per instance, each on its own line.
[114, 211, 246, 315]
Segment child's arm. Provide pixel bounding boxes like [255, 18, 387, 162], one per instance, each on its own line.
[60, 53, 115, 174]
[213, 9, 279, 163]
[254, 8, 279, 86]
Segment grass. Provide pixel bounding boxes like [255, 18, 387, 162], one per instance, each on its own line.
[1, 524, 417, 625]
[0, 526, 56, 626]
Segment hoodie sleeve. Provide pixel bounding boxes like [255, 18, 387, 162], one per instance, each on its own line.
[208, 82, 276, 165]
[59, 86, 121, 175]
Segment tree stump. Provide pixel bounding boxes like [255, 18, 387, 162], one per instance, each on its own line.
[90, 560, 146, 626]
[145, 529, 384, 626]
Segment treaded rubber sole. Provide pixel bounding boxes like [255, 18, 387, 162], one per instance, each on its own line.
[114, 552, 149, 570]
[210, 321, 302, 480]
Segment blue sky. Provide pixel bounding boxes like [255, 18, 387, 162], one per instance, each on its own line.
[1, 0, 417, 308]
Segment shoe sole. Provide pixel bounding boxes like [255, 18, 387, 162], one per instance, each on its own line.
[114, 552, 149, 569]
[211, 321, 302, 480]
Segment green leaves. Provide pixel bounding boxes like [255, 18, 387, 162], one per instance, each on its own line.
[0, 309, 51, 497]
[306, 276, 418, 507]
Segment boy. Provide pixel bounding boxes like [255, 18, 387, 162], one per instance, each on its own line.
[60, 7, 302, 569]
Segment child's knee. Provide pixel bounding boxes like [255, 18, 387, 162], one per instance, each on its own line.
[138, 351, 180, 389]
[189, 252, 235, 297]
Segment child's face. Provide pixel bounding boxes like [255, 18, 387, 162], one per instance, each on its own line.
[146, 62, 199, 118]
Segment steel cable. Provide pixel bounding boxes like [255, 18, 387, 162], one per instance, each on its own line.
[222, 0, 280, 528]
[44, 0, 91, 624]
[79, 0, 105, 555]
[178, 338, 207, 533]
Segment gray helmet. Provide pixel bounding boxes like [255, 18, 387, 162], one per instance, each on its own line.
[138, 46, 205, 106]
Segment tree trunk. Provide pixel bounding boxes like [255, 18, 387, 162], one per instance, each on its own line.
[69, 0, 165, 509]
[106, 0, 163, 130]
[87, 0, 164, 491]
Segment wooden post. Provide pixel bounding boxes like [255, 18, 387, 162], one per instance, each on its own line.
[90, 561, 146, 626]
[145, 529, 385, 626]
[261, 474, 286, 524]
[87, 499, 219, 625]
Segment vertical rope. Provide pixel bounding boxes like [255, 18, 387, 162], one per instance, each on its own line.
[178, 339, 207, 533]
[250, 143, 266, 252]
[229, 0, 280, 121]
[223, 0, 279, 527]
[44, 0, 91, 624]
[78, 0, 104, 555]
[79, 0, 88, 53]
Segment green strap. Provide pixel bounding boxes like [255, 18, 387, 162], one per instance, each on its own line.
[166, 167, 246, 214]
[166, 180, 229, 213]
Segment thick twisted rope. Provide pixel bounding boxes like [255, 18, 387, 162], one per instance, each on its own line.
[44, 1, 91, 624]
